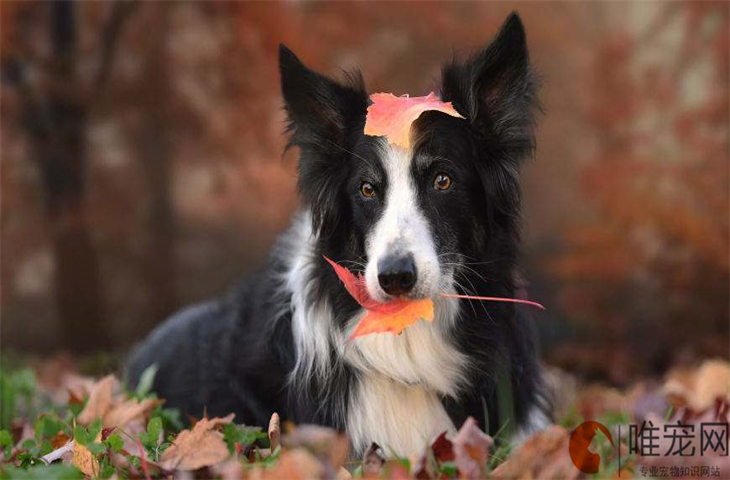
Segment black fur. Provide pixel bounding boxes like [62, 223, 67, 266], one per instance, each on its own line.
[127, 12, 548, 448]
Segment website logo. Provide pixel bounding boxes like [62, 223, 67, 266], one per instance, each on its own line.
[569, 421, 615, 474]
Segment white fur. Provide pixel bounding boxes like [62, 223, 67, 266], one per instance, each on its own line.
[281, 212, 334, 383]
[347, 372, 456, 456]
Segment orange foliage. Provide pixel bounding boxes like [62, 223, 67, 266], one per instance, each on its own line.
[548, 1, 729, 372]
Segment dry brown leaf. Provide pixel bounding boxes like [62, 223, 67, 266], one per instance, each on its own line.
[664, 359, 730, 411]
[336, 466, 353, 480]
[492, 426, 578, 480]
[451, 417, 493, 479]
[77, 375, 116, 425]
[103, 397, 163, 429]
[212, 457, 246, 480]
[76, 374, 162, 430]
[72, 433, 101, 477]
[431, 431, 456, 463]
[283, 424, 349, 468]
[268, 412, 280, 451]
[158, 414, 234, 471]
[412, 432, 455, 479]
[575, 384, 628, 421]
[72, 442, 99, 477]
[33, 355, 97, 406]
[50, 431, 70, 449]
[249, 448, 323, 480]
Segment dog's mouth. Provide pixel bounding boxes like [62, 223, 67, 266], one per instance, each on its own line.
[338, 257, 546, 309]
[325, 256, 546, 339]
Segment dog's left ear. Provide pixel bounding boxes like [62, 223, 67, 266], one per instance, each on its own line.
[441, 12, 538, 161]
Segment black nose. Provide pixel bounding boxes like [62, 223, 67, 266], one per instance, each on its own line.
[377, 254, 416, 296]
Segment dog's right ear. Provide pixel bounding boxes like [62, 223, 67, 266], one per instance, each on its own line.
[279, 44, 368, 151]
[279, 45, 367, 238]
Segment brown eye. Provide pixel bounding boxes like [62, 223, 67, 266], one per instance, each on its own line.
[433, 173, 452, 191]
[361, 182, 376, 198]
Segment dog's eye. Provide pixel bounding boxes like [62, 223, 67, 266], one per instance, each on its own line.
[360, 182, 376, 198]
[433, 173, 452, 191]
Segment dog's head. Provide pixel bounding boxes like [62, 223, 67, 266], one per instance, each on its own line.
[280, 13, 538, 304]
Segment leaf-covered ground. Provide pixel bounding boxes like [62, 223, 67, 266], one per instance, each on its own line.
[1, 356, 728, 479]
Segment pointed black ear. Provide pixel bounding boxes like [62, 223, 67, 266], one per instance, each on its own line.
[279, 44, 367, 151]
[441, 13, 538, 159]
[279, 45, 368, 238]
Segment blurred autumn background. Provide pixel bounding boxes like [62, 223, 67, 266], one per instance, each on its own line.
[1, 1, 727, 386]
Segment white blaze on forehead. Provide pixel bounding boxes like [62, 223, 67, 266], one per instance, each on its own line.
[364, 140, 440, 301]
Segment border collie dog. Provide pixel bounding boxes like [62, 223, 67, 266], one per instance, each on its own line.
[128, 12, 549, 457]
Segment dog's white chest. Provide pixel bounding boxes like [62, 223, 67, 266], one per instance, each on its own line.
[342, 299, 466, 456]
[347, 372, 455, 457]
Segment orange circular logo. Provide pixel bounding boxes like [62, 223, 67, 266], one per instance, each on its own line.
[568, 421, 614, 474]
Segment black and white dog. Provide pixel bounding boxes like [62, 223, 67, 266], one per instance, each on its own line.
[127, 12, 549, 457]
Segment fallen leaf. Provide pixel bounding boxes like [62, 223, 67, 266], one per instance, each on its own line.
[364, 92, 464, 148]
[77, 375, 116, 425]
[73, 435, 100, 477]
[492, 426, 578, 480]
[34, 354, 96, 406]
[575, 384, 628, 421]
[249, 448, 323, 480]
[664, 359, 730, 411]
[158, 414, 234, 471]
[268, 412, 280, 451]
[212, 457, 246, 480]
[103, 397, 163, 429]
[323, 256, 434, 339]
[283, 424, 349, 468]
[413, 432, 454, 479]
[452, 417, 493, 479]
[430, 431, 455, 462]
[50, 431, 70, 449]
[337, 466, 353, 479]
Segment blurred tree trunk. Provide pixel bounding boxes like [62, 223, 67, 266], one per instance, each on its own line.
[41, 1, 105, 351]
[10, 0, 136, 351]
[137, 3, 177, 325]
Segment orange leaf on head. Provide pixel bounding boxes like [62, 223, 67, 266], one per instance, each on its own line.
[364, 92, 465, 148]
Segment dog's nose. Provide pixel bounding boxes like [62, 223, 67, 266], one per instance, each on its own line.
[377, 254, 416, 296]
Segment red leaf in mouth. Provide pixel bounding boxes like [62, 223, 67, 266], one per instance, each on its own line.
[323, 256, 545, 340]
[323, 256, 435, 339]
[439, 293, 546, 311]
